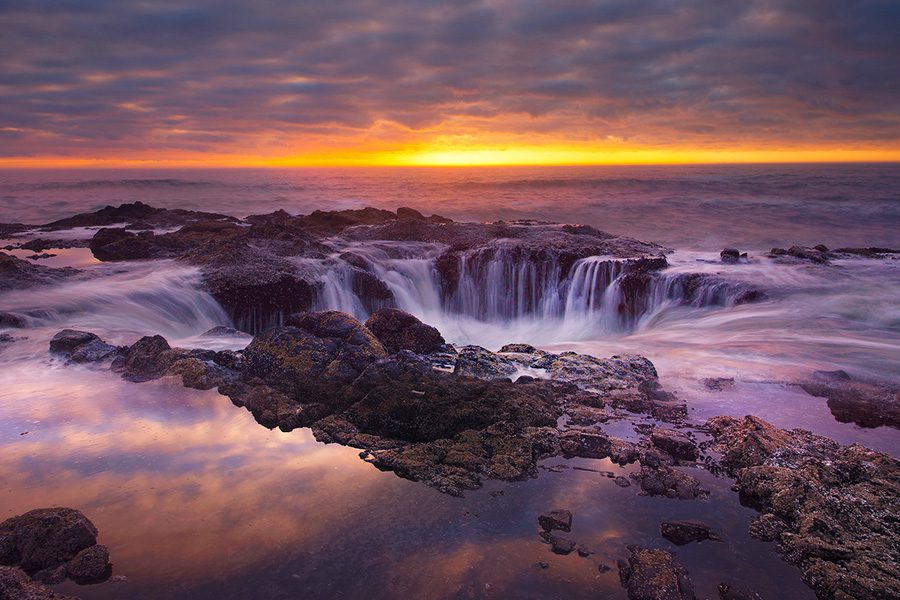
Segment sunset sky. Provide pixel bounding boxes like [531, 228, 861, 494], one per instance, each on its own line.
[1, 0, 899, 167]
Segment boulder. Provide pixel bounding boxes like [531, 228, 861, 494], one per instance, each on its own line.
[800, 373, 899, 429]
[0, 312, 27, 328]
[65, 544, 111, 583]
[49, 330, 120, 363]
[0, 252, 79, 291]
[118, 335, 179, 382]
[617, 546, 697, 600]
[720, 248, 741, 264]
[364, 308, 445, 354]
[0, 508, 97, 573]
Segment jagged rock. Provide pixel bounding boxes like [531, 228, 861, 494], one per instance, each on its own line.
[707, 415, 900, 600]
[636, 464, 702, 499]
[453, 345, 520, 380]
[703, 377, 735, 391]
[538, 510, 572, 532]
[0, 508, 98, 573]
[660, 521, 720, 545]
[834, 246, 899, 258]
[547, 535, 576, 555]
[43, 201, 236, 231]
[0, 566, 77, 600]
[48, 330, 120, 363]
[617, 546, 697, 600]
[364, 308, 445, 354]
[650, 429, 699, 461]
[0, 252, 79, 291]
[242, 311, 387, 406]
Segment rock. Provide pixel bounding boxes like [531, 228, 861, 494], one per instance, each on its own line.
[617, 546, 697, 600]
[834, 246, 899, 258]
[650, 429, 699, 461]
[707, 415, 900, 600]
[43, 201, 236, 231]
[453, 345, 519, 380]
[637, 465, 702, 499]
[769, 245, 829, 264]
[118, 335, 179, 382]
[49, 330, 100, 355]
[800, 374, 899, 429]
[364, 308, 446, 354]
[614, 476, 631, 487]
[0, 252, 79, 291]
[0, 508, 97, 573]
[703, 377, 735, 391]
[717, 583, 762, 600]
[660, 521, 720, 545]
[0, 312, 27, 328]
[538, 510, 572, 532]
[201, 326, 249, 337]
[242, 311, 387, 406]
[720, 248, 741, 263]
[65, 544, 111, 583]
[0, 566, 77, 600]
[548, 535, 576, 555]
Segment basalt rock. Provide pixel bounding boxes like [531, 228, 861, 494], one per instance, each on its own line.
[707, 415, 900, 600]
[650, 429, 700, 461]
[0, 312, 27, 329]
[364, 308, 445, 354]
[0, 252, 79, 291]
[0, 508, 110, 585]
[720, 248, 741, 264]
[538, 510, 572, 532]
[717, 583, 763, 600]
[769, 245, 830, 264]
[617, 546, 697, 600]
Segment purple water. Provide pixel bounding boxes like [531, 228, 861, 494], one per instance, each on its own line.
[1, 164, 898, 599]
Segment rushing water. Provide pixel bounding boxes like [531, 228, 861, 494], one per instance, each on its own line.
[1, 165, 898, 599]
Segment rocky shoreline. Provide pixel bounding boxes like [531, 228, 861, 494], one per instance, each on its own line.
[2, 202, 898, 599]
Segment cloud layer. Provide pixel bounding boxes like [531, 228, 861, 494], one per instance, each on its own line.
[1, 0, 898, 162]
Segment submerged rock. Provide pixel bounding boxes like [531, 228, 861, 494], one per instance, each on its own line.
[538, 510, 572, 533]
[707, 415, 900, 600]
[650, 429, 699, 461]
[720, 248, 741, 264]
[660, 521, 720, 545]
[717, 582, 763, 600]
[617, 546, 697, 600]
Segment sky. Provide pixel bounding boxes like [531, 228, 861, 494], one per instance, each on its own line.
[1, 0, 899, 166]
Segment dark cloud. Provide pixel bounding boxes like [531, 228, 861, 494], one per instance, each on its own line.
[0, 0, 898, 158]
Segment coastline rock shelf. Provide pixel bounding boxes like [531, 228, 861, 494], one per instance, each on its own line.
[2, 201, 768, 334]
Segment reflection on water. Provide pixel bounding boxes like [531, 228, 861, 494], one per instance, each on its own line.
[1, 360, 816, 599]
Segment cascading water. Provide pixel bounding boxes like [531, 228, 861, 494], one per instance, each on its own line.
[302, 242, 758, 345]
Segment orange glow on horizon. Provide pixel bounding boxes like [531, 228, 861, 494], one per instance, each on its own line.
[1, 144, 899, 169]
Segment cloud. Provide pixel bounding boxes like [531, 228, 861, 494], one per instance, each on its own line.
[0, 0, 898, 160]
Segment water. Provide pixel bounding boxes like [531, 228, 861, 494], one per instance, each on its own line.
[1, 165, 898, 598]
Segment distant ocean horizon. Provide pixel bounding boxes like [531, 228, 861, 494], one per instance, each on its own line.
[2, 163, 898, 251]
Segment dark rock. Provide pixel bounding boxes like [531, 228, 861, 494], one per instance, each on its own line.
[617, 546, 697, 600]
[43, 201, 236, 231]
[660, 521, 720, 545]
[637, 465, 702, 499]
[0, 312, 27, 329]
[614, 476, 631, 488]
[242, 312, 386, 406]
[538, 510, 572, 532]
[201, 326, 248, 337]
[769, 245, 829, 264]
[650, 429, 700, 461]
[118, 335, 179, 382]
[0, 508, 97, 573]
[453, 345, 519, 380]
[717, 583, 763, 600]
[800, 375, 899, 429]
[720, 248, 741, 263]
[834, 246, 899, 258]
[703, 377, 735, 391]
[0, 566, 77, 600]
[707, 415, 900, 600]
[548, 535, 576, 555]
[65, 544, 111, 583]
[0, 252, 79, 291]
[49, 330, 100, 356]
[364, 308, 445, 354]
